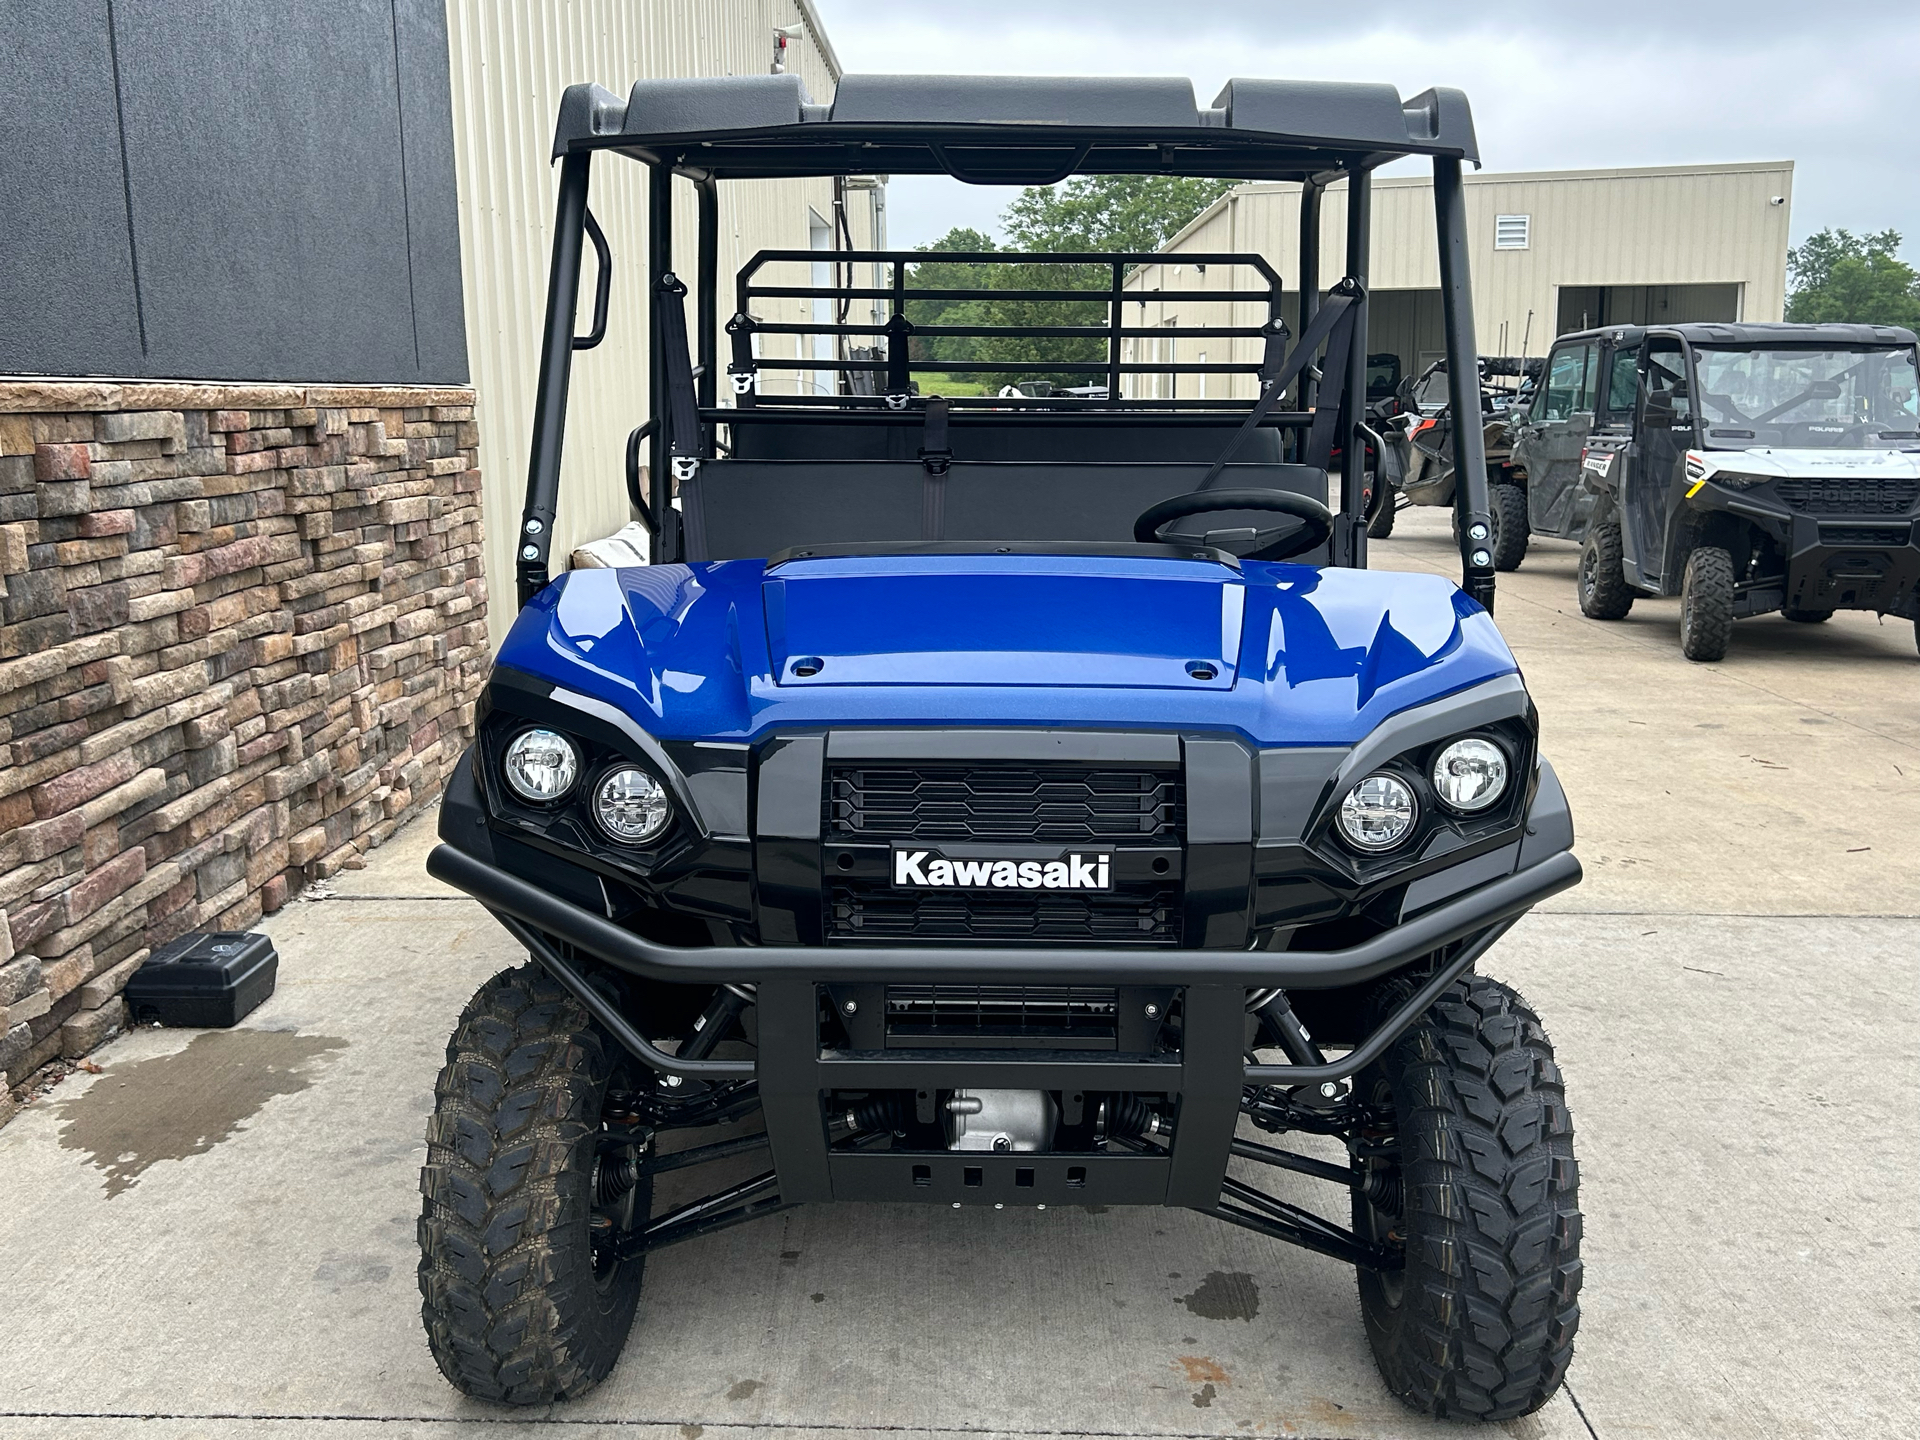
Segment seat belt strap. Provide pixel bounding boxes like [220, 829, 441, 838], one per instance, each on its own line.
[920, 396, 951, 540]
[1303, 295, 1361, 471]
[1195, 280, 1361, 492]
[657, 273, 708, 559]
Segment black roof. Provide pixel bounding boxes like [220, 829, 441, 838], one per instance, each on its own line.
[1557, 321, 1919, 349]
[553, 73, 1477, 181]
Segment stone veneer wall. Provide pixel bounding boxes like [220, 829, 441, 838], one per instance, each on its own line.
[0, 382, 489, 1125]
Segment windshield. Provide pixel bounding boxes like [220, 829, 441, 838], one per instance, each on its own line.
[1690, 346, 1920, 449]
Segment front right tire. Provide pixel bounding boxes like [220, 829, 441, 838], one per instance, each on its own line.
[1679, 546, 1735, 662]
[1353, 974, 1583, 1422]
[419, 964, 649, 1403]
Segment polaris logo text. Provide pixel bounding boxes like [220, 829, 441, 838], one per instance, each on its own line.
[892, 849, 1111, 891]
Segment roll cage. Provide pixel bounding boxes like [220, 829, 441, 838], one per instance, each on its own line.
[514, 72, 1500, 608]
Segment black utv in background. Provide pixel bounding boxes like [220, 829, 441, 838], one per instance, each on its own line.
[1564, 322, 1920, 660]
[1508, 334, 1639, 547]
[1370, 356, 1537, 568]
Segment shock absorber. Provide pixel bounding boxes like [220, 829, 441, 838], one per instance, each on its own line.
[1253, 990, 1323, 1066]
[1253, 990, 1350, 1107]
[681, 983, 754, 1062]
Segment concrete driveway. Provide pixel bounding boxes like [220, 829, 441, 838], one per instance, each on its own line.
[2, 507, 1914, 1439]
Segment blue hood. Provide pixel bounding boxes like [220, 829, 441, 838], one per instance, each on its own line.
[495, 554, 1518, 747]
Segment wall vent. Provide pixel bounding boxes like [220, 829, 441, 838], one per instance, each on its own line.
[1494, 214, 1531, 250]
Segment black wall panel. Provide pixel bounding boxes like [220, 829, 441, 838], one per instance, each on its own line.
[0, 1, 147, 377]
[0, 0, 468, 384]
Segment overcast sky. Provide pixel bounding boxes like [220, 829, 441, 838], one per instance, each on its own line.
[811, 0, 1920, 262]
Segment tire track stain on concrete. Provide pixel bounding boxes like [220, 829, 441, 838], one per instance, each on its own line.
[55, 1029, 347, 1196]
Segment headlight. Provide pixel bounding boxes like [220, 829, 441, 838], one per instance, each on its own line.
[1431, 737, 1509, 813]
[503, 729, 579, 802]
[1337, 773, 1417, 852]
[1706, 472, 1767, 489]
[592, 765, 671, 844]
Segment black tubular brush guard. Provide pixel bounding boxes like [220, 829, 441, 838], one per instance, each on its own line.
[426, 842, 1578, 1083]
[428, 840, 1578, 1257]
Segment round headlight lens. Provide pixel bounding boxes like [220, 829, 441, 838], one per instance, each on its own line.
[1337, 773, 1417, 852]
[503, 729, 579, 803]
[592, 766, 671, 844]
[1431, 737, 1509, 813]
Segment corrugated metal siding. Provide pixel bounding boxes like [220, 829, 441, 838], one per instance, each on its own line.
[1145, 162, 1795, 399]
[445, 0, 857, 645]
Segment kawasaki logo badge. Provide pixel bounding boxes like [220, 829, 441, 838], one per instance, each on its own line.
[892, 848, 1112, 891]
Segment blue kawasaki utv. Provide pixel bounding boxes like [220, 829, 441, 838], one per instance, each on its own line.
[419, 72, 1585, 1422]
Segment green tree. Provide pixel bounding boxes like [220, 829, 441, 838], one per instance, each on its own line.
[904, 178, 1237, 391]
[904, 227, 1000, 373]
[1001, 174, 1236, 254]
[1785, 228, 1920, 328]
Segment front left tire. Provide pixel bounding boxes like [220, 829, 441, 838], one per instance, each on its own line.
[419, 964, 650, 1403]
[1353, 974, 1583, 1422]
[1577, 520, 1635, 620]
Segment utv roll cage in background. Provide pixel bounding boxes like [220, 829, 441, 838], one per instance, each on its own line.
[513, 73, 1497, 607]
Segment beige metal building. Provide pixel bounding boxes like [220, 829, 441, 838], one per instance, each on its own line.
[1129, 160, 1794, 399]
[444, 0, 874, 644]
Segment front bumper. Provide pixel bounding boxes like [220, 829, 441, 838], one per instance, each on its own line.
[427, 839, 1577, 995]
[1694, 490, 1920, 616]
[426, 835, 1578, 1209]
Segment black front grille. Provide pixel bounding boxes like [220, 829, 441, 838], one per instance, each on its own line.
[831, 882, 1181, 945]
[885, 984, 1118, 1046]
[828, 763, 1182, 843]
[1818, 523, 1913, 547]
[1776, 475, 1919, 516]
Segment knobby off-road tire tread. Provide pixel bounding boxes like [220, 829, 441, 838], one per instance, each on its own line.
[1357, 974, 1582, 1422]
[1577, 520, 1634, 620]
[1367, 483, 1398, 538]
[418, 964, 642, 1403]
[1680, 546, 1735, 661]
[1491, 484, 1529, 572]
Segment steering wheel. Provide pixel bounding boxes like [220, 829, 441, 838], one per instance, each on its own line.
[1132, 487, 1334, 562]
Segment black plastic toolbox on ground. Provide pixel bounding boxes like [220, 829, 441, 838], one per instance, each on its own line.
[123, 932, 278, 1027]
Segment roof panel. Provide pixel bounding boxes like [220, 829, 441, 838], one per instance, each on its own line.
[830, 74, 1202, 128]
[550, 72, 1480, 176]
[1562, 321, 1918, 347]
[1215, 78, 1409, 149]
